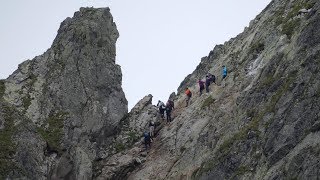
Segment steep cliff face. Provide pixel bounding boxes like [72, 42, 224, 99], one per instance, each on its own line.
[123, 0, 320, 179]
[0, 7, 127, 179]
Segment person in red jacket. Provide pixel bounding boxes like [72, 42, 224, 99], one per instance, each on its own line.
[185, 88, 192, 107]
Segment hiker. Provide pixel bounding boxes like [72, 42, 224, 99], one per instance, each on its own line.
[198, 79, 205, 95]
[205, 73, 216, 93]
[209, 73, 216, 84]
[157, 100, 165, 119]
[165, 101, 173, 123]
[168, 99, 174, 109]
[222, 65, 227, 79]
[144, 132, 151, 150]
[185, 88, 192, 107]
[205, 75, 211, 93]
[149, 121, 155, 138]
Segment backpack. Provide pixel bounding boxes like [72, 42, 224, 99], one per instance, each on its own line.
[144, 132, 150, 140]
[185, 89, 191, 96]
[211, 75, 216, 83]
[169, 100, 174, 108]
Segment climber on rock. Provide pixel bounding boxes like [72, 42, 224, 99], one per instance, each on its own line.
[149, 121, 155, 139]
[144, 131, 152, 150]
[198, 79, 205, 95]
[205, 73, 216, 93]
[157, 100, 166, 119]
[165, 100, 173, 123]
[222, 65, 227, 80]
[185, 88, 192, 107]
[168, 99, 174, 109]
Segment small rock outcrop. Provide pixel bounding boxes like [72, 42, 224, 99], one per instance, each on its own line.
[94, 94, 161, 179]
[0, 7, 127, 179]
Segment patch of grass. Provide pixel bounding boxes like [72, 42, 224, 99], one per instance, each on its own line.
[193, 160, 216, 179]
[275, 12, 285, 27]
[0, 80, 5, 100]
[218, 118, 260, 156]
[250, 41, 265, 54]
[201, 96, 215, 109]
[233, 165, 251, 177]
[282, 19, 301, 39]
[261, 74, 276, 89]
[263, 70, 298, 129]
[114, 142, 125, 153]
[21, 94, 33, 111]
[37, 112, 67, 154]
[28, 74, 37, 87]
[127, 131, 140, 145]
[0, 105, 18, 179]
[287, 1, 315, 20]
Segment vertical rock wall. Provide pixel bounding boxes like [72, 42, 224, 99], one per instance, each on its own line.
[0, 7, 127, 179]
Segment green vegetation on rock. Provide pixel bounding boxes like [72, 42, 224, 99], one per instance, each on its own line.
[201, 96, 215, 109]
[0, 80, 5, 100]
[232, 165, 251, 178]
[0, 105, 17, 179]
[22, 95, 33, 111]
[249, 41, 265, 54]
[127, 131, 140, 145]
[115, 142, 125, 153]
[282, 19, 301, 39]
[37, 112, 67, 154]
[275, 1, 315, 38]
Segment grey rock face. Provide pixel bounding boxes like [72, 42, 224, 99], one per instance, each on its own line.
[94, 94, 161, 179]
[123, 0, 320, 179]
[0, 7, 127, 179]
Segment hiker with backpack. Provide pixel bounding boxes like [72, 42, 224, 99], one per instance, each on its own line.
[143, 131, 152, 150]
[198, 79, 205, 96]
[222, 65, 227, 79]
[149, 121, 155, 139]
[205, 73, 216, 93]
[165, 100, 173, 123]
[185, 88, 192, 107]
[168, 99, 174, 109]
[157, 100, 165, 119]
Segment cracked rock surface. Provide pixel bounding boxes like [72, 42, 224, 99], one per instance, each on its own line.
[0, 7, 127, 179]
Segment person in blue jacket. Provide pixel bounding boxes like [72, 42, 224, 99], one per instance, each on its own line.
[222, 65, 227, 79]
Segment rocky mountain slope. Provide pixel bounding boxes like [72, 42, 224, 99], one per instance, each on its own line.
[1, 0, 320, 179]
[111, 0, 320, 179]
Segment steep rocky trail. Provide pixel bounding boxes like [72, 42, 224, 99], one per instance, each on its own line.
[127, 0, 320, 179]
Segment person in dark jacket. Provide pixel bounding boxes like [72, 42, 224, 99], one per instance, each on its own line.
[205, 75, 211, 93]
[144, 132, 151, 150]
[205, 73, 216, 93]
[198, 79, 205, 96]
[165, 101, 173, 123]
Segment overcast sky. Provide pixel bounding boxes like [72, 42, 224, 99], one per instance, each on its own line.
[0, 0, 271, 109]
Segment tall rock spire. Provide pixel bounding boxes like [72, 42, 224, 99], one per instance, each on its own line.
[1, 7, 127, 179]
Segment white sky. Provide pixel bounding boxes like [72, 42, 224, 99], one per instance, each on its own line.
[0, 0, 271, 109]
